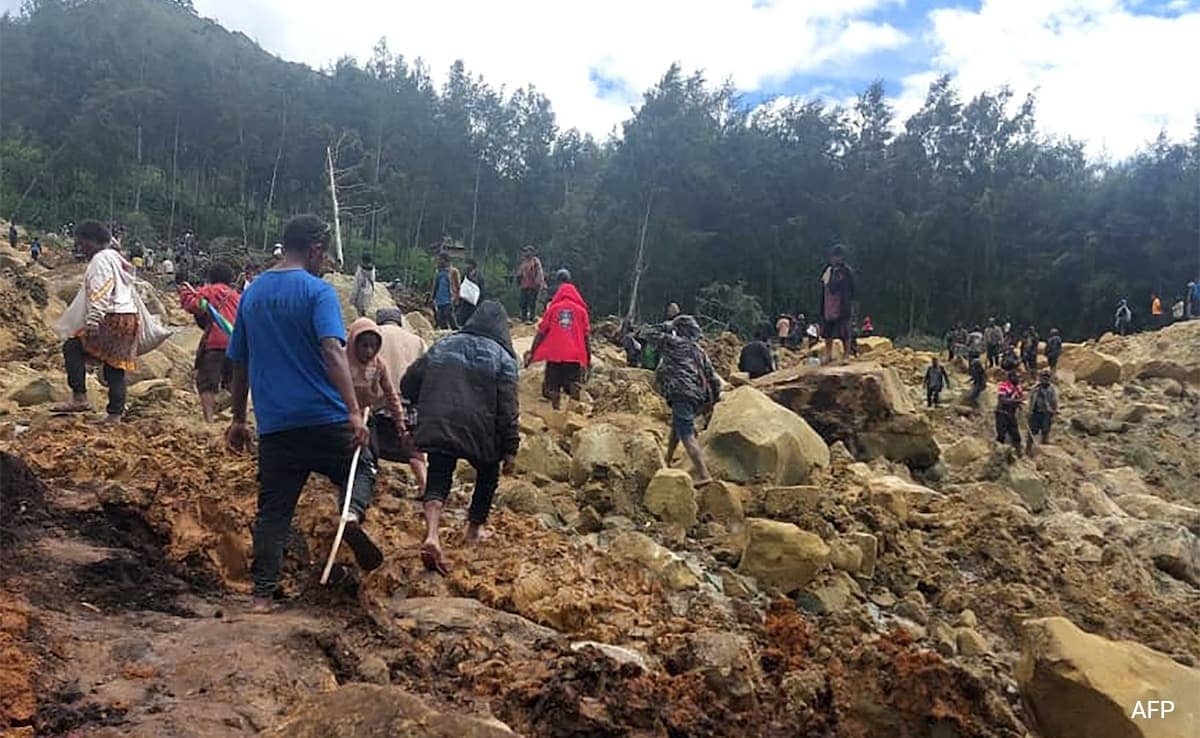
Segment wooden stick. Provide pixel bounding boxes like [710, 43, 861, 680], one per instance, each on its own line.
[320, 408, 370, 585]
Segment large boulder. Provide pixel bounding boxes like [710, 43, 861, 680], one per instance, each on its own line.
[1100, 517, 1200, 585]
[7, 377, 56, 407]
[609, 531, 701, 591]
[758, 363, 939, 468]
[569, 424, 663, 515]
[1058, 345, 1123, 386]
[867, 475, 943, 521]
[1017, 617, 1200, 738]
[941, 436, 989, 468]
[1001, 461, 1049, 513]
[1114, 494, 1200, 534]
[855, 336, 893, 354]
[261, 684, 517, 737]
[737, 518, 830, 592]
[1136, 359, 1200, 385]
[643, 469, 698, 528]
[517, 434, 571, 482]
[404, 311, 435, 341]
[324, 272, 400, 327]
[701, 386, 829, 485]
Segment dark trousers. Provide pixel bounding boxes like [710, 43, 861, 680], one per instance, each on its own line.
[986, 345, 1000, 368]
[456, 301, 477, 327]
[423, 452, 500, 525]
[520, 288, 539, 322]
[969, 381, 985, 406]
[435, 303, 458, 330]
[63, 337, 126, 416]
[253, 423, 376, 598]
[926, 387, 942, 407]
[995, 412, 1022, 451]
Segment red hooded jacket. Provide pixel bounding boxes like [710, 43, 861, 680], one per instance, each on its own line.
[180, 283, 240, 352]
[531, 284, 591, 366]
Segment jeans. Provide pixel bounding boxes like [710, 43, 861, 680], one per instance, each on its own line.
[252, 423, 376, 597]
[423, 452, 499, 525]
[520, 288, 539, 322]
[63, 338, 126, 416]
[435, 303, 458, 330]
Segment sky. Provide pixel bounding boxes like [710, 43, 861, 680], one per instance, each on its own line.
[9, 0, 1200, 158]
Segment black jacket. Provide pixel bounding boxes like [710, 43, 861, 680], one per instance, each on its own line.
[401, 301, 519, 463]
[738, 341, 774, 379]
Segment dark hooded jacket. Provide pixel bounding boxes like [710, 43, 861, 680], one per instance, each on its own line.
[650, 316, 721, 408]
[401, 300, 519, 463]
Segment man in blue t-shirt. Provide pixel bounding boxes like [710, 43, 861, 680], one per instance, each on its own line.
[430, 251, 460, 330]
[226, 214, 383, 613]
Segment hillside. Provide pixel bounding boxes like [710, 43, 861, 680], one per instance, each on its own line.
[2, 239, 1200, 736]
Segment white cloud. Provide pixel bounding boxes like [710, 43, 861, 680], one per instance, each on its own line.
[906, 0, 1200, 158]
[192, 0, 908, 139]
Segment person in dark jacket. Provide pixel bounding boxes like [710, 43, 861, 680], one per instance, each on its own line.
[995, 371, 1025, 455]
[648, 315, 721, 483]
[1026, 369, 1058, 454]
[818, 244, 856, 364]
[923, 357, 950, 407]
[401, 300, 520, 575]
[1044, 328, 1063, 374]
[968, 354, 987, 406]
[738, 328, 775, 379]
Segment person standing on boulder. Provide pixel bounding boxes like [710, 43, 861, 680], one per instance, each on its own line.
[351, 253, 376, 318]
[1114, 299, 1133, 336]
[924, 357, 950, 408]
[818, 244, 856, 364]
[1026, 369, 1058, 455]
[517, 245, 545, 324]
[53, 220, 140, 422]
[225, 215, 383, 614]
[995, 370, 1026, 455]
[401, 301, 520, 575]
[179, 262, 241, 424]
[527, 270, 591, 411]
[651, 315, 720, 483]
[430, 252, 460, 330]
[1044, 328, 1063, 375]
[738, 328, 775, 380]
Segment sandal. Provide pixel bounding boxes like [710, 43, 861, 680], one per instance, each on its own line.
[420, 541, 449, 576]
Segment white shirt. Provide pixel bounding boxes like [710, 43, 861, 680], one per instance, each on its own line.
[85, 248, 137, 324]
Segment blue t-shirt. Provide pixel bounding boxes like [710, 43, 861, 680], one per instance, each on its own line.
[434, 270, 452, 307]
[227, 269, 348, 435]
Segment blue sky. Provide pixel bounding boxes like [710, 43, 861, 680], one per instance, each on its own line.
[5, 0, 1199, 158]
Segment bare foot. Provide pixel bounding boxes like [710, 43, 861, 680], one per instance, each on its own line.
[420, 539, 449, 575]
[250, 596, 274, 614]
[465, 524, 493, 544]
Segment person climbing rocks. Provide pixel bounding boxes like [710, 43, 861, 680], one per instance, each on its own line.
[1150, 293, 1163, 330]
[620, 319, 644, 367]
[818, 243, 856, 364]
[1020, 327, 1039, 374]
[1026, 369, 1058, 455]
[518, 245, 545, 324]
[739, 327, 775, 379]
[29, 237, 41, 264]
[527, 270, 591, 411]
[1044, 328, 1063, 375]
[1114, 299, 1133, 336]
[225, 214, 383, 614]
[968, 353, 987, 406]
[53, 220, 140, 423]
[1000, 341, 1020, 373]
[374, 308, 428, 495]
[402, 301, 520, 576]
[923, 356, 950, 408]
[457, 257, 485, 327]
[351, 253, 376, 318]
[648, 315, 721, 483]
[7, 223, 17, 250]
[966, 325, 985, 361]
[430, 252, 460, 330]
[984, 319, 1004, 368]
[995, 370, 1026, 455]
[180, 262, 241, 423]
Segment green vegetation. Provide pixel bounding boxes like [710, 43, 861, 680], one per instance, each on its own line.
[2, 0, 1199, 338]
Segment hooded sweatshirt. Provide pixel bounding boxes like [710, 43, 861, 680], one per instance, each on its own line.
[531, 283, 591, 366]
[401, 301, 520, 463]
[346, 318, 406, 422]
[180, 282, 240, 352]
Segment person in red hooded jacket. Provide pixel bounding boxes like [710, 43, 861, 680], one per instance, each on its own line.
[526, 270, 591, 410]
[180, 263, 241, 423]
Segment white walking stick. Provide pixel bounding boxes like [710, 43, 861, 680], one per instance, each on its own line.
[321, 408, 370, 585]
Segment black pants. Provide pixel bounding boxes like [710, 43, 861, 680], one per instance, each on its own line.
[995, 412, 1022, 451]
[986, 345, 1000, 368]
[968, 381, 985, 406]
[423, 452, 499, 525]
[434, 303, 458, 330]
[926, 387, 942, 407]
[253, 423, 376, 598]
[456, 301, 477, 327]
[520, 288, 539, 322]
[63, 338, 126, 416]
[1029, 410, 1053, 443]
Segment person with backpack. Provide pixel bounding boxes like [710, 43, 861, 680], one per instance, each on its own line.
[1044, 328, 1063, 374]
[1114, 299, 1133, 336]
[995, 370, 1025, 455]
[649, 315, 720, 483]
[180, 263, 241, 423]
[527, 270, 591, 411]
[923, 356, 950, 408]
[1026, 370, 1059, 455]
[984, 319, 1004, 368]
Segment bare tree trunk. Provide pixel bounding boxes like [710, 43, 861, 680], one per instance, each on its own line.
[469, 156, 482, 253]
[167, 116, 180, 242]
[262, 103, 286, 251]
[412, 188, 428, 250]
[133, 123, 143, 212]
[626, 191, 654, 322]
[326, 146, 344, 268]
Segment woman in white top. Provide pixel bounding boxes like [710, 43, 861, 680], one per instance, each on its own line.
[53, 221, 140, 421]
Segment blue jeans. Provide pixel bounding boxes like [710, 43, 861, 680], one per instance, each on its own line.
[670, 400, 698, 440]
[253, 423, 375, 597]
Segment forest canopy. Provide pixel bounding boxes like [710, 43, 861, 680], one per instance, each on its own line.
[2, 0, 1199, 338]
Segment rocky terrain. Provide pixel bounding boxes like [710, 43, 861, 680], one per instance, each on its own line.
[2, 231, 1200, 737]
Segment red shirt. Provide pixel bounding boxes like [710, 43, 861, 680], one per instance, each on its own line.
[181, 283, 240, 352]
[531, 284, 590, 366]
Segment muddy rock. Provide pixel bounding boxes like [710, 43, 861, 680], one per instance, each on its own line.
[956, 628, 989, 656]
[1136, 359, 1200, 384]
[867, 476, 943, 521]
[762, 485, 823, 519]
[495, 481, 560, 520]
[7, 376, 55, 407]
[569, 424, 663, 514]
[403, 311, 435, 341]
[1058, 346, 1123, 386]
[697, 480, 745, 525]
[262, 683, 516, 737]
[1114, 494, 1200, 533]
[856, 336, 893, 354]
[849, 532, 878, 578]
[643, 468, 698, 528]
[678, 631, 762, 707]
[1018, 617, 1200, 738]
[1000, 461, 1048, 513]
[797, 571, 857, 615]
[1100, 517, 1200, 585]
[125, 351, 176, 384]
[324, 272, 400, 327]
[760, 363, 940, 468]
[1089, 466, 1150, 498]
[1070, 411, 1128, 435]
[941, 436, 990, 468]
[738, 518, 830, 593]
[608, 531, 700, 591]
[701, 385, 829, 485]
[828, 538, 864, 575]
[516, 434, 571, 482]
